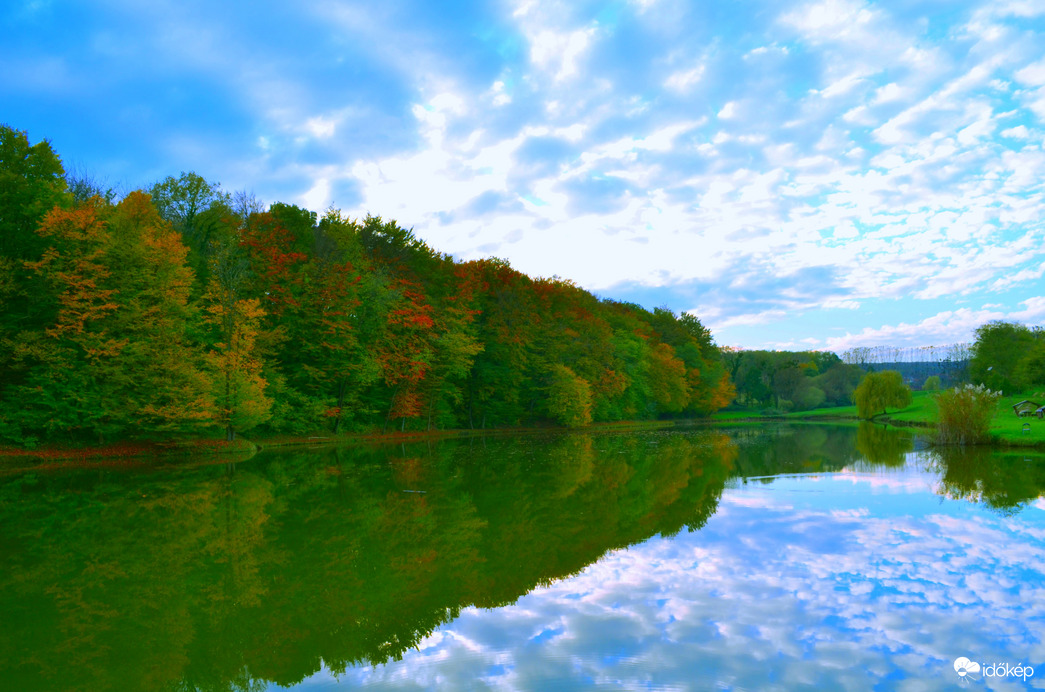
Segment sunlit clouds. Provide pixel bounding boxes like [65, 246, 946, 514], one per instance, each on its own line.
[4, 0, 1045, 349]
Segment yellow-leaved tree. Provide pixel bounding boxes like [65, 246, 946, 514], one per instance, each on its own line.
[546, 364, 593, 428]
[203, 245, 272, 441]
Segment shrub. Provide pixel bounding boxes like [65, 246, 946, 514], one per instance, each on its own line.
[795, 385, 826, 411]
[854, 370, 912, 419]
[934, 384, 1001, 446]
[923, 375, 942, 391]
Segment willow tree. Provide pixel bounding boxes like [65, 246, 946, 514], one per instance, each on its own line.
[854, 370, 911, 419]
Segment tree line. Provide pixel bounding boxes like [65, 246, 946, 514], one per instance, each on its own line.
[0, 125, 734, 445]
[722, 348, 866, 412]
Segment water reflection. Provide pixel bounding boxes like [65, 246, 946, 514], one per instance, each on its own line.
[0, 431, 735, 691]
[927, 444, 1045, 514]
[1, 425, 1043, 691]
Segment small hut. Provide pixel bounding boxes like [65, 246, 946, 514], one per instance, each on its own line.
[1012, 400, 1041, 417]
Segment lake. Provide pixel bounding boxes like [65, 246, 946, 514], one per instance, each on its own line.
[2, 424, 1043, 691]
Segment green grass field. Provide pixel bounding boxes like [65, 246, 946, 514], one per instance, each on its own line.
[713, 390, 1045, 447]
[988, 392, 1045, 446]
[786, 390, 938, 424]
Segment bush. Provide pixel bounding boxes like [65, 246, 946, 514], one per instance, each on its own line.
[854, 370, 912, 419]
[923, 375, 942, 391]
[795, 386, 826, 411]
[934, 384, 1001, 446]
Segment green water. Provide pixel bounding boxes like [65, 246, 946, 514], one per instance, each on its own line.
[2, 424, 1043, 690]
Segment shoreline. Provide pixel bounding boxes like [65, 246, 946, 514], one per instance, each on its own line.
[4, 412, 1043, 471]
[0, 419, 678, 470]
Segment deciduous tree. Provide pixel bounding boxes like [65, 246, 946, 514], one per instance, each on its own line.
[203, 245, 272, 440]
[854, 370, 911, 419]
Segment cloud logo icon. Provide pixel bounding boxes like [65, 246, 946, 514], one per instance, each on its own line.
[954, 657, 981, 680]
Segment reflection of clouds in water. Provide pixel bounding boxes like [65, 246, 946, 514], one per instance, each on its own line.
[297, 475, 1045, 691]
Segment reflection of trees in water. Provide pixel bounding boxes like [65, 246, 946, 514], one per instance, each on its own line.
[854, 422, 914, 468]
[726, 424, 864, 480]
[925, 445, 1045, 515]
[0, 430, 736, 692]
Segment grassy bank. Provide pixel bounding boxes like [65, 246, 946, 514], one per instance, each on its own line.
[988, 393, 1045, 446]
[793, 390, 939, 425]
[714, 389, 1045, 448]
[712, 391, 938, 426]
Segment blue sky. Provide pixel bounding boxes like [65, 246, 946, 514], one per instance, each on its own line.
[4, 0, 1045, 351]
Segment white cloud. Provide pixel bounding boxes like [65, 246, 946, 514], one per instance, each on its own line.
[664, 65, 705, 92]
[301, 176, 330, 211]
[823, 298, 1045, 351]
[529, 27, 597, 81]
[817, 72, 867, 98]
[305, 116, 336, 139]
[1014, 59, 1045, 86]
[1000, 125, 1029, 138]
[490, 80, 511, 106]
[780, 0, 875, 39]
[871, 82, 908, 105]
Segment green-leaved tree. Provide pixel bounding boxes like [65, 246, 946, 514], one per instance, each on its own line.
[854, 370, 911, 419]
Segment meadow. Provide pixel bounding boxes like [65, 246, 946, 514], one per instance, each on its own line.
[715, 389, 1045, 447]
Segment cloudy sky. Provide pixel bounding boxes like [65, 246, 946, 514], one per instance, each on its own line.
[4, 0, 1045, 350]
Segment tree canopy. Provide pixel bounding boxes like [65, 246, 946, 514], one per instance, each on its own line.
[853, 370, 912, 419]
[970, 321, 1045, 393]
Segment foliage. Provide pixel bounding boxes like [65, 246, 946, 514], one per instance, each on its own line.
[1013, 340, 1045, 391]
[7, 193, 213, 441]
[855, 421, 913, 466]
[149, 171, 229, 239]
[728, 349, 864, 411]
[0, 125, 71, 408]
[934, 384, 1002, 446]
[202, 246, 272, 440]
[970, 321, 1043, 393]
[922, 375, 941, 391]
[853, 370, 912, 419]
[0, 125, 69, 260]
[546, 364, 593, 427]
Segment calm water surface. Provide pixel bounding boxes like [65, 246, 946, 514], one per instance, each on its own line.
[2, 424, 1044, 691]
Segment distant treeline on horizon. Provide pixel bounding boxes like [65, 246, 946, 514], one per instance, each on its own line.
[724, 322, 1044, 412]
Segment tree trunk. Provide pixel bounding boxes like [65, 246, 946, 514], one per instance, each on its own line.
[384, 384, 401, 434]
[332, 378, 347, 433]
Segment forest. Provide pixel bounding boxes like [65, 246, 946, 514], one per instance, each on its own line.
[0, 125, 734, 445]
